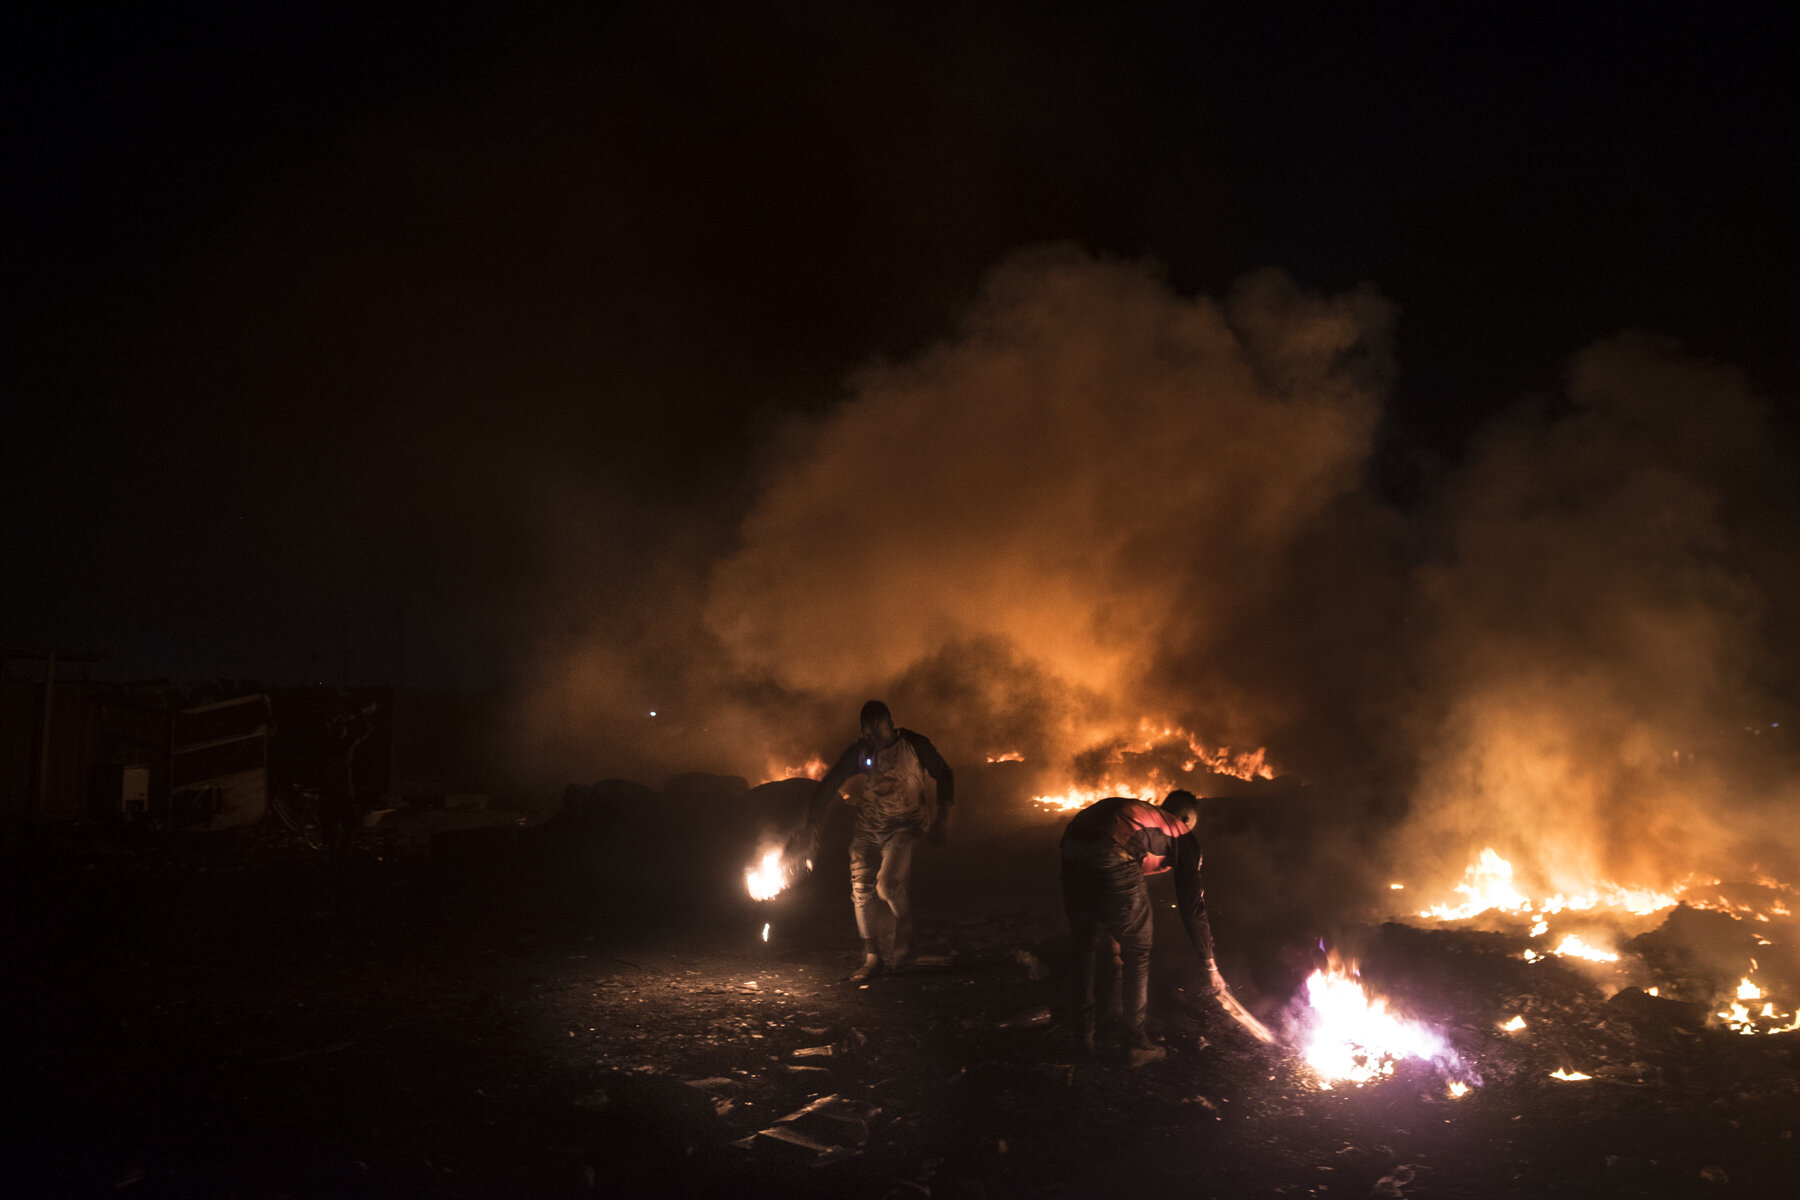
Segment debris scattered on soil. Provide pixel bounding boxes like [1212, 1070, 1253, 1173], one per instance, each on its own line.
[9, 809, 1800, 1199]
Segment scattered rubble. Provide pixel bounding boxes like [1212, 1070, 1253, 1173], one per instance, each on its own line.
[737, 1094, 881, 1165]
[10, 818, 1800, 1198]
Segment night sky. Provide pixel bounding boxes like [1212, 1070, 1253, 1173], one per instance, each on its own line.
[6, 2, 1795, 706]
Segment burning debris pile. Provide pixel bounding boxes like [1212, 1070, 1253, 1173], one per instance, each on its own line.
[1394, 847, 1800, 1044]
[1021, 717, 1275, 814]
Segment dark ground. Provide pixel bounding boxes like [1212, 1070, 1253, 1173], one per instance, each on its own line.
[7, 788, 1800, 1199]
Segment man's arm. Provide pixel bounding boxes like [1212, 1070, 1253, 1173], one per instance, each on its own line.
[802, 742, 865, 837]
[903, 730, 955, 843]
[1172, 833, 1220, 984]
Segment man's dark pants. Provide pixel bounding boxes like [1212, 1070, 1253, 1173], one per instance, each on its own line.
[1061, 850, 1153, 1044]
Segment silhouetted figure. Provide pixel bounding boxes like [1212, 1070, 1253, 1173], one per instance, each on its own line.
[794, 700, 954, 981]
[1060, 789, 1224, 1066]
[319, 699, 376, 852]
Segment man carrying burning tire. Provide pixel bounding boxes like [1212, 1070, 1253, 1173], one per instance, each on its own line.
[1060, 789, 1227, 1067]
[794, 700, 955, 982]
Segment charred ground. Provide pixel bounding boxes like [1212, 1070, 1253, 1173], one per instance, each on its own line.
[7, 777, 1799, 1199]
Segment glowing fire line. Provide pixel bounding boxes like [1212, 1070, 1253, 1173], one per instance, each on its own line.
[1026, 719, 1275, 812]
[1416, 848, 1681, 924]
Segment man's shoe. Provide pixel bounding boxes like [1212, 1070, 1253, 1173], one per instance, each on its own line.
[848, 955, 883, 983]
[1123, 1032, 1166, 1068]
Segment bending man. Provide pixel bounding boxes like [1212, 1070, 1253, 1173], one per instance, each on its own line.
[799, 700, 954, 982]
[1059, 789, 1224, 1066]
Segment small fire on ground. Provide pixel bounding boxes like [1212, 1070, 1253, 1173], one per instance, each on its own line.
[1718, 969, 1800, 1035]
[1522, 934, 1618, 964]
[1295, 949, 1473, 1092]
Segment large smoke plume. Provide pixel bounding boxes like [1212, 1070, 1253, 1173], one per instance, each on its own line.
[506, 246, 1800, 902]
[1397, 333, 1800, 896]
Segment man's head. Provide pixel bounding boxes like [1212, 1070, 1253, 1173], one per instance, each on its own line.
[859, 699, 897, 747]
[1160, 789, 1201, 833]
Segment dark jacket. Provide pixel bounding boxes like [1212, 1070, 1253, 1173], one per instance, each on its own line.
[1061, 796, 1214, 961]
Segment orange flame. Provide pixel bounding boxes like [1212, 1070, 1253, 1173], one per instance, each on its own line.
[745, 845, 791, 901]
[1409, 847, 1722, 930]
[762, 754, 826, 784]
[1522, 933, 1620, 964]
[1033, 779, 1160, 813]
[1716, 966, 1800, 1035]
[1030, 718, 1274, 812]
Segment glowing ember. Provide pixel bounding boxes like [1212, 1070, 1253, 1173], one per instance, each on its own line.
[1500, 1015, 1526, 1032]
[986, 750, 1025, 763]
[1297, 953, 1466, 1089]
[1447, 1080, 1470, 1099]
[761, 922, 770, 942]
[745, 846, 791, 901]
[1549, 1068, 1592, 1081]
